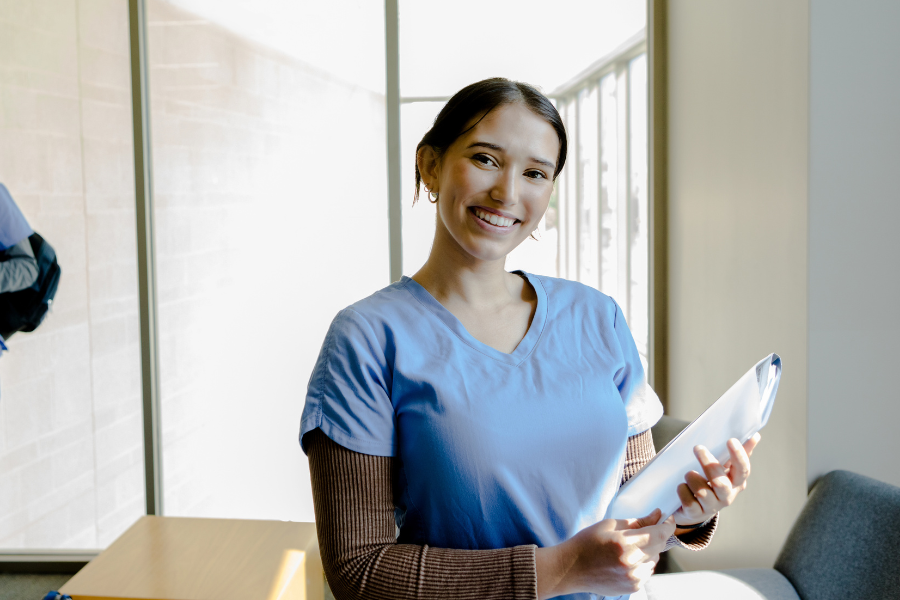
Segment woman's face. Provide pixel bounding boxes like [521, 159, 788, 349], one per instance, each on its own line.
[420, 103, 560, 265]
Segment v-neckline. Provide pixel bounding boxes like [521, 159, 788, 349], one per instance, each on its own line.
[401, 270, 547, 367]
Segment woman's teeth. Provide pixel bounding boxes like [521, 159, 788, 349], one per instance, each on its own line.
[474, 209, 515, 228]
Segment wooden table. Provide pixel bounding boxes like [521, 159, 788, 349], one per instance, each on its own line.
[60, 516, 324, 600]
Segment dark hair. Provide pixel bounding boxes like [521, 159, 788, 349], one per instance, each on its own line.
[413, 77, 568, 205]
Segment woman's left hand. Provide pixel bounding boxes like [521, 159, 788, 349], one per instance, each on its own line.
[673, 433, 761, 529]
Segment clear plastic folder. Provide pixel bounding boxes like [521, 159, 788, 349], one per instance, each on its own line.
[607, 353, 782, 520]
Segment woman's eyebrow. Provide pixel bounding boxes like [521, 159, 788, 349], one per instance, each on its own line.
[466, 141, 555, 168]
[466, 141, 503, 152]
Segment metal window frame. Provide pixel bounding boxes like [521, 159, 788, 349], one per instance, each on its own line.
[385, 0, 403, 282]
[618, 63, 632, 320]
[128, 0, 163, 520]
[0, 551, 95, 574]
[648, 0, 669, 407]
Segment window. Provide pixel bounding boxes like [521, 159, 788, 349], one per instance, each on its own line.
[0, 0, 652, 554]
[552, 35, 650, 366]
[144, 0, 388, 521]
[0, 0, 144, 548]
[397, 1, 648, 288]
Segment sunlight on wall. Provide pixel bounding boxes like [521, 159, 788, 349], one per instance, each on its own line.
[147, 0, 388, 522]
[0, 0, 144, 549]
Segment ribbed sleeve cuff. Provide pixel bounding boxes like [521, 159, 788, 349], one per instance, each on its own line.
[511, 545, 538, 600]
[665, 512, 719, 552]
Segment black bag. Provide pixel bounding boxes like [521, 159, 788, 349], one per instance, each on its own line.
[0, 232, 61, 339]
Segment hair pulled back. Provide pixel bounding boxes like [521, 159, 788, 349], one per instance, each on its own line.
[413, 77, 567, 205]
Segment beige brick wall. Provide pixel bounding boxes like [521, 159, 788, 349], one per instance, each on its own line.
[145, 0, 388, 521]
[0, 0, 143, 549]
[1, 0, 388, 548]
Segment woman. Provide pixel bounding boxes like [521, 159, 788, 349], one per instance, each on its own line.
[299, 78, 758, 600]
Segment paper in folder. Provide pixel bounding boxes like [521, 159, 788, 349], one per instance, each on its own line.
[607, 353, 782, 520]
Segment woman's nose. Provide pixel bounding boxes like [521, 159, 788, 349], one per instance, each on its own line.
[490, 170, 518, 205]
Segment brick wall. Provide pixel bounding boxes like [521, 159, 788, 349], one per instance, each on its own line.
[0, 0, 388, 548]
[0, 0, 143, 549]
[146, 1, 388, 521]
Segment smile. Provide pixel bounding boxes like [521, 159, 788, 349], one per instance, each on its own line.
[473, 208, 517, 228]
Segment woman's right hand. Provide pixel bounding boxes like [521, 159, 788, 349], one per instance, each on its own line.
[535, 508, 675, 599]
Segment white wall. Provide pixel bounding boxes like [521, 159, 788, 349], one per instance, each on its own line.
[666, 0, 809, 570]
[808, 1, 900, 487]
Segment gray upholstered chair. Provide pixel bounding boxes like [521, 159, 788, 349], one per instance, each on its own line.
[645, 469, 900, 599]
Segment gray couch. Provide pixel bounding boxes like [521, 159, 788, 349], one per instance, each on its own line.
[645, 469, 900, 599]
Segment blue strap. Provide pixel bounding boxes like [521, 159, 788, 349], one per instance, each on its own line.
[43, 592, 72, 600]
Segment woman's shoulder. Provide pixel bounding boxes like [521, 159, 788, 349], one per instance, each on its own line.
[329, 277, 426, 337]
[345, 277, 417, 314]
[520, 271, 619, 316]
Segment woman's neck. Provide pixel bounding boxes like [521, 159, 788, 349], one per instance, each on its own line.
[412, 245, 516, 311]
[414, 260, 514, 309]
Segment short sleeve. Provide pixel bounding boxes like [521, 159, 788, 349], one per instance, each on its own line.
[0, 237, 39, 293]
[611, 301, 664, 436]
[300, 307, 396, 457]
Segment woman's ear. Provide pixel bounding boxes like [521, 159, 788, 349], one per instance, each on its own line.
[417, 145, 440, 192]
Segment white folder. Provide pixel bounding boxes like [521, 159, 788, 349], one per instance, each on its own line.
[607, 353, 782, 520]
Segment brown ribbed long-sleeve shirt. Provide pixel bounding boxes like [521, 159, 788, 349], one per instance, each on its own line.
[307, 428, 716, 600]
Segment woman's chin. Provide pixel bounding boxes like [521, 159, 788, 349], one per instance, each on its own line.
[433, 222, 527, 265]
[457, 237, 524, 264]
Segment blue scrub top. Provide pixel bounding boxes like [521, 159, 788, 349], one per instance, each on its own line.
[300, 272, 663, 600]
[0, 183, 33, 251]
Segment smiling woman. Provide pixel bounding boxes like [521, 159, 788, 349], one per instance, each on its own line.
[299, 79, 756, 600]
[410, 80, 565, 353]
[417, 103, 560, 262]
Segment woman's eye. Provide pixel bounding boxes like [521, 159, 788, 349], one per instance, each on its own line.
[525, 170, 547, 180]
[472, 153, 496, 167]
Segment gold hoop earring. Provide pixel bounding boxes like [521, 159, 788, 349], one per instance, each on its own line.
[429, 191, 439, 203]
